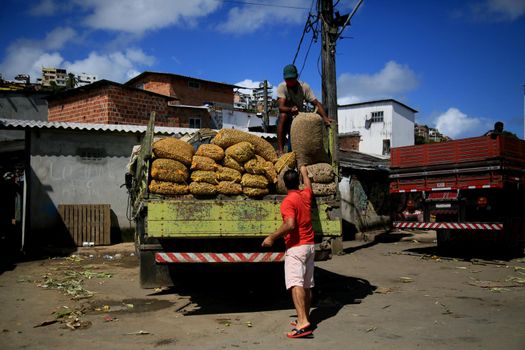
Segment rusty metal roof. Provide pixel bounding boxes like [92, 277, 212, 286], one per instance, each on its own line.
[0, 118, 276, 139]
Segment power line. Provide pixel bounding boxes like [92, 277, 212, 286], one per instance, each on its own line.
[334, 0, 363, 42]
[214, 0, 309, 10]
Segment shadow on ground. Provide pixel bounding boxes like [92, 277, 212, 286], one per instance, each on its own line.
[154, 264, 375, 323]
[343, 231, 413, 255]
[404, 244, 523, 262]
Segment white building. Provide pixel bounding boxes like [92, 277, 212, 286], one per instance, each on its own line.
[76, 73, 97, 87]
[220, 109, 277, 131]
[338, 99, 417, 156]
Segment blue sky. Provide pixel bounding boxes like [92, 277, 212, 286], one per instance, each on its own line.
[1, 0, 524, 139]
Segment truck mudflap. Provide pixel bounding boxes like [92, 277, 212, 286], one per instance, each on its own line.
[394, 221, 504, 230]
[155, 252, 286, 263]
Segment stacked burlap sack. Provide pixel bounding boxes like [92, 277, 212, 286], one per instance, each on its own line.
[211, 129, 278, 197]
[302, 163, 337, 196]
[148, 137, 194, 195]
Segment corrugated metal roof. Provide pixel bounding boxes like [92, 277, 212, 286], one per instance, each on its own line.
[0, 118, 276, 139]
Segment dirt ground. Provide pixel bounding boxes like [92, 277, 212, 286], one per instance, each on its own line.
[1, 231, 524, 350]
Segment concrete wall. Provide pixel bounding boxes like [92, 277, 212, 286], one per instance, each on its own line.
[222, 109, 277, 130]
[0, 92, 48, 141]
[29, 128, 140, 243]
[392, 103, 415, 148]
[339, 173, 391, 232]
[338, 101, 415, 156]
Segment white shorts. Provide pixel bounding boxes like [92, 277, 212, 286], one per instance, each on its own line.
[284, 244, 315, 290]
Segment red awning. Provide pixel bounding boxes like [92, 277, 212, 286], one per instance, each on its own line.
[427, 191, 458, 201]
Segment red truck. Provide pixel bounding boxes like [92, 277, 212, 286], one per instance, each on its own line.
[389, 135, 525, 252]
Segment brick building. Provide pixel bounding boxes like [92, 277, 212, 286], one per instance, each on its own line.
[47, 80, 213, 128]
[339, 132, 361, 151]
[125, 71, 236, 107]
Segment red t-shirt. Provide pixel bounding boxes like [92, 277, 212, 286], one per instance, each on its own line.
[280, 187, 315, 249]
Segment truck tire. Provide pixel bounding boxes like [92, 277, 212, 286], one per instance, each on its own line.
[436, 229, 454, 253]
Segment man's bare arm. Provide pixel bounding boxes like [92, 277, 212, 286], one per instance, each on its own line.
[312, 99, 334, 125]
[261, 218, 295, 247]
[300, 165, 311, 189]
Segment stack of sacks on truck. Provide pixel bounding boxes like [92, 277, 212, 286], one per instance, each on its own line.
[303, 163, 337, 196]
[274, 152, 297, 194]
[211, 129, 278, 197]
[290, 112, 336, 196]
[149, 137, 194, 195]
[189, 144, 223, 196]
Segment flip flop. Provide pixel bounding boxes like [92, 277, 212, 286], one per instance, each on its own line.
[287, 327, 313, 339]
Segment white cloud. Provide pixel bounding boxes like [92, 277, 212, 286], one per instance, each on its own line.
[337, 60, 419, 104]
[218, 0, 309, 33]
[433, 108, 491, 139]
[30, 0, 58, 16]
[235, 79, 262, 95]
[78, 0, 221, 34]
[64, 49, 155, 82]
[0, 27, 77, 81]
[469, 0, 525, 21]
[0, 25, 154, 83]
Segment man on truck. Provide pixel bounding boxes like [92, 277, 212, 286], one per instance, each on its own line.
[276, 64, 332, 155]
[262, 165, 315, 338]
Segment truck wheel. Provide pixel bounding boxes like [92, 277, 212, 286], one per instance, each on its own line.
[436, 229, 454, 253]
[138, 249, 174, 289]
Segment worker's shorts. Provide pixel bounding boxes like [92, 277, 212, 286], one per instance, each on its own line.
[284, 244, 315, 290]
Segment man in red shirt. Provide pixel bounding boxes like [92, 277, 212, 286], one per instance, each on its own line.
[262, 165, 315, 338]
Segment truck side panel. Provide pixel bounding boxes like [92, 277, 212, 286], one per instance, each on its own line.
[146, 199, 341, 238]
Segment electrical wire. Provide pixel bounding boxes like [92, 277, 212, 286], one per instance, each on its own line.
[214, 0, 309, 10]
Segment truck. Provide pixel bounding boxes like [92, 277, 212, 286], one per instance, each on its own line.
[127, 114, 342, 288]
[389, 134, 525, 253]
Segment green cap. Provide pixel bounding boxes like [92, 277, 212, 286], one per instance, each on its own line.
[283, 64, 298, 79]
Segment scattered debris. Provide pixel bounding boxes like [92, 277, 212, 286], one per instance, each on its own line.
[37, 268, 112, 300]
[126, 330, 151, 335]
[399, 277, 413, 283]
[435, 301, 452, 315]
[374, 287, 394, 294]
[366, 326, 377, 332]
[467, 278, 523, 289]
[103, 315, 116, 322]
[34, 320, 58, 328]
[506, 276, 525, 285]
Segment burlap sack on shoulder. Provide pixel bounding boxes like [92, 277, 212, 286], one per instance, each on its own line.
[211, 129, 277, 162]
[276, 165, 292, 194]
[189, 182, 217, 196]
[149, 179, 189, 195]
[290, 113, 327, 167]
[307, 163, 334, 183]
[274, 152, 296, 173]
[153, 137, 194, 166]
[241, 174, 269, 189]
[217, 181, 242, 195]
[216, 166, 242, 183]
[190, 170, 218, 184]
[191, 155, 218, 171]
[225, 142, 255, 164]
[150, 158, 189, 183]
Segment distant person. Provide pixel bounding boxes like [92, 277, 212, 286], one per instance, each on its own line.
[484, 121, 517, 139]
[261, 165, 315, 338]
[276, 64, 332, 155]
[401, 199, 423, 222]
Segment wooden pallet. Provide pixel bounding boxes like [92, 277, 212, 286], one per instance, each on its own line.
[58, 204, 111, 246]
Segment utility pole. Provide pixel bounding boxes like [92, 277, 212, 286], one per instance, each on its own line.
[320, 0, 339, 164]
[263, 80, 269, 133]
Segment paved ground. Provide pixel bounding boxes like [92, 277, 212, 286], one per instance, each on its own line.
[1, 231, 524, 350]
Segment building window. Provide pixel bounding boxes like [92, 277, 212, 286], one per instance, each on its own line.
[189, 117, 201, 128]
[188, 80, 200, 89]
[371, 111, 384, 123]
[382, 139, 391, 156]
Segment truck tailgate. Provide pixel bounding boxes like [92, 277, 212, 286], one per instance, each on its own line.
[146, 199, 340, 238]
